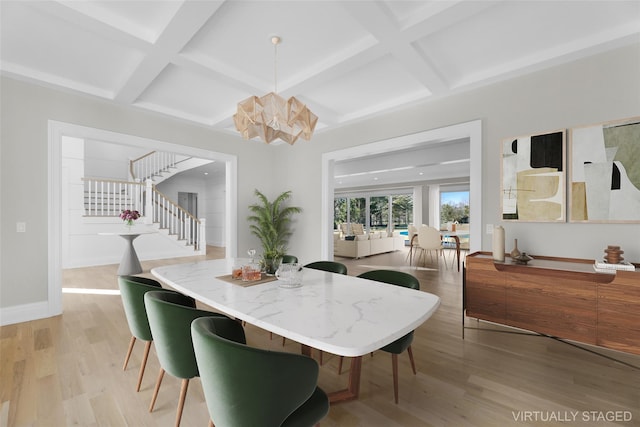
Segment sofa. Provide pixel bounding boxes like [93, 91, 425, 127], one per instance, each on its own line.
[334, 229, 405, 259]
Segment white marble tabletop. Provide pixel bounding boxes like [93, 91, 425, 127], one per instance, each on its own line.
[151, 258, 440, 357]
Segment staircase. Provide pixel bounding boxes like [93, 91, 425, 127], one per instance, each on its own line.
[84, 179, 143, 217]
[130, 151, 213, 184]
[83, 150, 208, 254]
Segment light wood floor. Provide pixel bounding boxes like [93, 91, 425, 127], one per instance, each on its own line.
[2, 247, 639, 426]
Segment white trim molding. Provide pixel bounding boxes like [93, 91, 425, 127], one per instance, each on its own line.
[44, 120, 237, 324]
[321, 120, 482, 259]
[0, 301, 53, 326]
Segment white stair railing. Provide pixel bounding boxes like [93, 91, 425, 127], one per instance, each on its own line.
[82, 177, 205, 252]
[82, 178, 144, 216]
[149, 182, 203, 250]
[130, 151, 177, 182]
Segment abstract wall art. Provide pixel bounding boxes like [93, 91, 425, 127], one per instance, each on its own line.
[501, 130, 565, 222]
[569, 117, 640, 223]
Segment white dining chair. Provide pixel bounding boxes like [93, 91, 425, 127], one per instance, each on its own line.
[415, 225, 446, 267]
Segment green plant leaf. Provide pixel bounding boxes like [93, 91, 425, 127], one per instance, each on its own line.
[247, 189, 301, 258]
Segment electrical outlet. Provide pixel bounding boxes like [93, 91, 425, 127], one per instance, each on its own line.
[16, 222, 26, 233]
[486, 224, 493, 234]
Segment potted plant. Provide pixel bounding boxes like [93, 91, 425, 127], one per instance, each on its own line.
[247, 189, 301, 274]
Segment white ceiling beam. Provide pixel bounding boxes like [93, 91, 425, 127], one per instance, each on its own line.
[339, 1, 448, 95]
[29, 1, 150, 50]
[114, 1, 225, 104]
[401, 1, 504, 40]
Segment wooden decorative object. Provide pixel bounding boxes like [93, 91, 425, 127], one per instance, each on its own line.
[604, 245, 624, 264]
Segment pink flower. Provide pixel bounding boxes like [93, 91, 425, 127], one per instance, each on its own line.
[120, 209, 140, 222]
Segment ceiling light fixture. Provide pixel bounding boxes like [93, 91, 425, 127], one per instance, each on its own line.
[233, 36, 318, 145]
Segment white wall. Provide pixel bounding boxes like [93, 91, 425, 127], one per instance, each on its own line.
[84, 141, 148, 180]
[202, 171, 226, 247]
[428, 185, 440, 228]
[0, 75, 273, 317]
[156, 169, 226, 247]
[281, 43, 640, 264]
[1, 43, 640, 322]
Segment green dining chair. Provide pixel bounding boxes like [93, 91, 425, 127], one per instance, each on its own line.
[356, 270, 420, 403]
[281, 254, 299, 264]
[118, 275, 181, 392]
[144, 290, 225, 427]
[304, 260, 348, 275]
[191, 316, 330, 427]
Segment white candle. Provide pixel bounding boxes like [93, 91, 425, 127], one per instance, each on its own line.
[493, 226, 505, 262]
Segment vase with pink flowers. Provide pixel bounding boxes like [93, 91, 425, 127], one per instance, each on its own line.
[120, 209, 140, 229]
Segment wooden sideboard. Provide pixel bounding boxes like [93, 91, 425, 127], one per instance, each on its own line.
[464, 252, 640, 355]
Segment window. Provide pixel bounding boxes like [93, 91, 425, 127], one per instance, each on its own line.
[369, 196, 388, 231]
[392, 194, 413, 230]
[440, 191, 469, 223]
[334, 197, 347, 230]
[349, 197, 366, 226]
[334, 192, 413, 234]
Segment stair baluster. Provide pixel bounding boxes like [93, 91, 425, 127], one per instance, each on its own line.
[82, 177, 203, 254]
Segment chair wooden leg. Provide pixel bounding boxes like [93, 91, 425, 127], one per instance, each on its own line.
[136, 340, 152, 392]
[407, 345, 416, 375]
[123, 336, 136, 370]
[149, 368, 165, 412]
[175, 379, 189, 427]
[392, 354, 399, 404]
[441, 249, 449, 269]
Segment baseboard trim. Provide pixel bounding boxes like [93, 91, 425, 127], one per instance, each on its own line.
[0, 301, 57, 326]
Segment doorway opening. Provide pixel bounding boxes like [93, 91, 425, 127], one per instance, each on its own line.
[321, 120, 482, 259]
[48, 120, 238, 318]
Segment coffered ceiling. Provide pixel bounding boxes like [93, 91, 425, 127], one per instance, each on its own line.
[2, 0, 638, 141]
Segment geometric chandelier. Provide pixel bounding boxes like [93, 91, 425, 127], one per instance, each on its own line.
[233, 36, 318, 145]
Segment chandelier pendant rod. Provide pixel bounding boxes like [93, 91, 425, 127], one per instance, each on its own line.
[272, 36, 280, 94]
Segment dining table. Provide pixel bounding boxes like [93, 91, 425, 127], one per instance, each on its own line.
[151, 258, 440, 403]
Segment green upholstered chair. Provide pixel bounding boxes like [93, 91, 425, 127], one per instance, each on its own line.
[144, 290, 223, 427]
[281, 254, 299, 264]
[356, 270, 420, 403]
[118, 275, 179, 392]
[191, 316, 329, 427]
[304, 260, 348, 275]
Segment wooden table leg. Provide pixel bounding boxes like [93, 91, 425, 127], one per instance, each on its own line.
[327, 356, 363, 403]
[302, 345, 363, 403]
[453, 235, 461, 272]
[301, 344, 312, 357]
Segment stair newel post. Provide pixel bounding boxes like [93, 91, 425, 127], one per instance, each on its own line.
[198, 218, 206, 253]
[145, 179, 154, 225]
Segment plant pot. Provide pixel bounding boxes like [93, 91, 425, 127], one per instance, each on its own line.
[262, 257, 282, 276]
